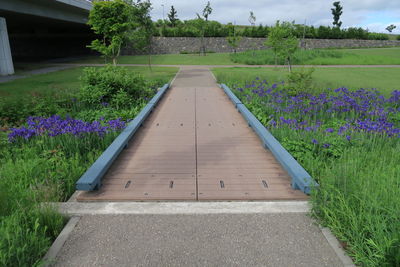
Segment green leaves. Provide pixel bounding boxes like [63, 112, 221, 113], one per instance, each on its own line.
[87, 0, 141, 65]
[265, 21, 299, 71]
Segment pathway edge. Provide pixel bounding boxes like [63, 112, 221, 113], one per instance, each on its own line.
[49, 201, 311, 215]
[42, 217, 80, 267]
[320, 227, 356, 267]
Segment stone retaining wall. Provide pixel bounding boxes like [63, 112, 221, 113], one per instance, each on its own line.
[122, 37, 400, 55]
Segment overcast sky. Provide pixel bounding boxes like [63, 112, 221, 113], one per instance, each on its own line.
[149, 0, 400, 33]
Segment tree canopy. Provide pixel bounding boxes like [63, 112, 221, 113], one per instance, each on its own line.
[331, 1, 343, 28]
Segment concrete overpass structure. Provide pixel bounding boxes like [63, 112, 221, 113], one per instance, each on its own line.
[0, 0, 93, 75]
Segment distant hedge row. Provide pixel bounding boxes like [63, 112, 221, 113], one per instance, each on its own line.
[153, 19, 390, 40]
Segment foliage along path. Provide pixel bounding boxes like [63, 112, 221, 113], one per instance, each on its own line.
[77, 66, 307, 201]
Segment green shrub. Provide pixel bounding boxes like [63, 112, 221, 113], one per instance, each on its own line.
[79, 66, 153, 108]
[368, 32, 389, 40]
[285, 68, 315, 96]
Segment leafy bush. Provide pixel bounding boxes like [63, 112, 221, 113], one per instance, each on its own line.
[155, 20, 388, 40]
[285, 68, 315, 96]
[79, 66, 154, 108]
[368, 32, 389, 40]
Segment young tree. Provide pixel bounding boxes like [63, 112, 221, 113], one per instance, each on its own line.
[331, 1, 343, 28]
[131, 1, 154, 70]
[168, 5, 179, 27]
[265, 21, 299, 72]
[386, 24, 396, 33]
[195, 2, 212, 56]
[87, 0, 134, 66]
[248, 11, 256, 26]
[226, 23, 242, 53]
[202, 1, 213, 21]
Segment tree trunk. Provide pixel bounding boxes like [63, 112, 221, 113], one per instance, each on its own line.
[148, 37, 152, 71]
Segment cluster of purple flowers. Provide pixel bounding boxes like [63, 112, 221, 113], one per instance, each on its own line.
[8, 115, 126, 142]
[235, 79, 400, 138]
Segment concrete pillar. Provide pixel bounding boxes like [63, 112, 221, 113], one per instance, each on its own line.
[0, 17, 14, 76]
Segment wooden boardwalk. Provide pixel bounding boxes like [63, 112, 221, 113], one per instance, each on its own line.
[77, 67, 307, 201]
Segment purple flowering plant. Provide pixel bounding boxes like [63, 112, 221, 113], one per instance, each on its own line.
[233, 79, 399, 160]
[8, 115, 126, 143]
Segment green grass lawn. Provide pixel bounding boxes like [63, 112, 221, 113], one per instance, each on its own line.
[230, 47, 400, 65]
[70, 47, 400, 66]
[0, 66, 178, 97]
[73, 53, 236, 65]
[212, 67, 400, 96]
[309, 47, 400, 65]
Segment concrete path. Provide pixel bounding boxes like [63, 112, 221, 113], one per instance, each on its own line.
[48, 66, 354, 266]
[53, 213, 345, 267]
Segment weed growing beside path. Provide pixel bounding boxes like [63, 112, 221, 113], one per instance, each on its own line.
[216, 75, 400, 266]
[0, 66, 177, 266]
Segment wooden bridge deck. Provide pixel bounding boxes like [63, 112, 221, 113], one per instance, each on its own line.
[77, 67, 307, 201]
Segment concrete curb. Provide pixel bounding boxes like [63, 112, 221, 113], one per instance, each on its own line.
[42, 217, 80, 267]
[320, 227, 356, 267]
[50, 201, 311, 216]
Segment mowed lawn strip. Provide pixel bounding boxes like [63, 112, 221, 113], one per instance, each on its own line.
[71, 53, 236, 65]
[69, 47, 400, 66]
[0, 66, 179, 97]
[212, 67, 400, 96]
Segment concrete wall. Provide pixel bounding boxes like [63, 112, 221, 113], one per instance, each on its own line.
[0, 17, 14, 75]
[122, 37, 400, 55]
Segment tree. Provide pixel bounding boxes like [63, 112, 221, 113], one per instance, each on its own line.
[168, 5, 178, 27]
[331, 1, 343, 28]
[386, 24, 396, 33]
[131, 1, 154, 70]
[195, 2, 212, 56]
[226, 23, 242, 53]
[202, 1, 213, 21]
[248, 11, 256, 26]
[265, 21, 299, 72]
[87, 0, 134, 66]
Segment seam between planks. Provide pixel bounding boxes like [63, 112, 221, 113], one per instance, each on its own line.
[195, 88, 199, 200]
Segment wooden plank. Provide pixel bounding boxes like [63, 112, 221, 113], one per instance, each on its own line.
[220, 83, 319, 194]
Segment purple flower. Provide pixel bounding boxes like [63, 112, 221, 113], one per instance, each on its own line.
[312, 139, 319, 144]
[8, 116, 127, 142]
